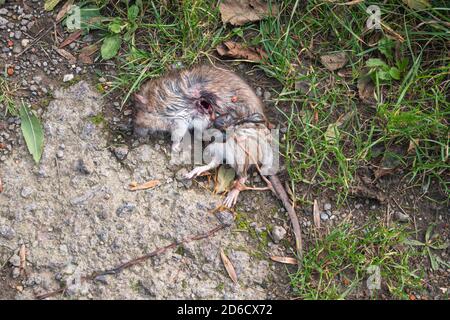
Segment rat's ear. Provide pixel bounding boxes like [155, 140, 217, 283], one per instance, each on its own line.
[134, 93, 148, 105]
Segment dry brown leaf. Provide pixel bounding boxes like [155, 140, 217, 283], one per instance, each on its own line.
[19, 244, 26, 275]
[56, 0, 74, 22]
[220, 249, 238, 284]
[59, 30, 82, 49]
[407, 139, 419, 154]
[217, 41, 267, 62]
[270, 256, 298, 265]
[0, 177, 3, 193]
[357, 75, 376, 104]
[54, 47, 77, 64]
[128, 180, 160, 191]
[78, 44, 99, 64]
[219, 0, 278, 26]
[313, 199, 321, 229]
[320, 52, 348, 71]
[374, 167, 396, 180]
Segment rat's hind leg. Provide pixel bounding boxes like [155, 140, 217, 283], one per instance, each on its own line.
[223, 177, 247, 208]
[223, 176, 270, 208]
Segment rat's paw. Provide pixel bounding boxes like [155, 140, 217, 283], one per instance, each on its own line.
[184, 167, 204, 179]
[223, 189, 240, 208]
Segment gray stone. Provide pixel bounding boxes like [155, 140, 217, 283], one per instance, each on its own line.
[63, 74, 74, 82]
[175, 168, 192, 188]
[271, 226, 286, 243]
[215, 210, 234, 226]
[9, 254, 20, 267]
[113, 146, 128, 160]
[320, 212, 329, 221]
[0, 17, 8, 26]
[116, 202, 136, 216]
[324, 203, 332, 211]
[20, 186, 33, 198]
[0, 225, 16, 240]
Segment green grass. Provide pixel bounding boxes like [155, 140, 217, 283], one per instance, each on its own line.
[0, 76, 18, 117]
[91, 0, 448, 201]
[290, 220, 423, 300]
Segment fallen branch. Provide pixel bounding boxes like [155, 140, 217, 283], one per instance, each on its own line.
[36, 224, 227, 300]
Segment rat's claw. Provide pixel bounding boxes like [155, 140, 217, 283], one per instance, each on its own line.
[223, 189, 240, 208]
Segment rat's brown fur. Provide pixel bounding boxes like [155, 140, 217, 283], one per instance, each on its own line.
[133, 65, 266, 151]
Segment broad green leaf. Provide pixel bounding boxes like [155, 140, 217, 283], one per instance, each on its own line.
[215, 166, 235, 194]
[128, 5, 139, 22]
[20, 103, 44, 164]
[378, 38, 394, 60]
[403, 239, 425, 246]
[389, 67, 401, 80]
[377, 70, 392, 81]
[44, 0, 61, 11]
[430, 242, 449, 250]
[428, 248, 439, 270]
[366, 58, 389, 69]
[101, 35, 121, 60]
[402, 0, 431, 10]
[109, 21, 123, 34]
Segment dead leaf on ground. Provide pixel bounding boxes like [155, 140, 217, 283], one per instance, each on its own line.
[324, 112, 352, 144]
[19, 244, 26, 276]
[217, 41, 267, 63]
[54, 47, 77, 64]
[128, 179, 160, 191]
[219, 0, 278, 26]
[357, 75, 376, 104]
[215, 166, 236, 194]
[349, 184, 387, 203]
[373, 167, 396, 180]
[320, 52, 348, 71]
[78, 44, 99, 64]
[313, 199, 321, 229]
[220, 249, 238, 284]
[58, 30, 82, 49]
[0, 177, 3, 193]
[402, 0, 431, 10]
[407, 139, 420, 154]
[270, 256, 298, 265]
[56, 0, 74, 22]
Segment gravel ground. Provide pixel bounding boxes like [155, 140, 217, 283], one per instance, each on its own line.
[0, 81, 293, 299]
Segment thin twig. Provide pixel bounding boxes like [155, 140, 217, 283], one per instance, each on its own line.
[35, 224, 227, 300]
[16, 26, 54, 57]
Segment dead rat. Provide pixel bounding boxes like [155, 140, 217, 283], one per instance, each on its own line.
[133, 64, 267, 153]
[184, 121, 303, 257]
